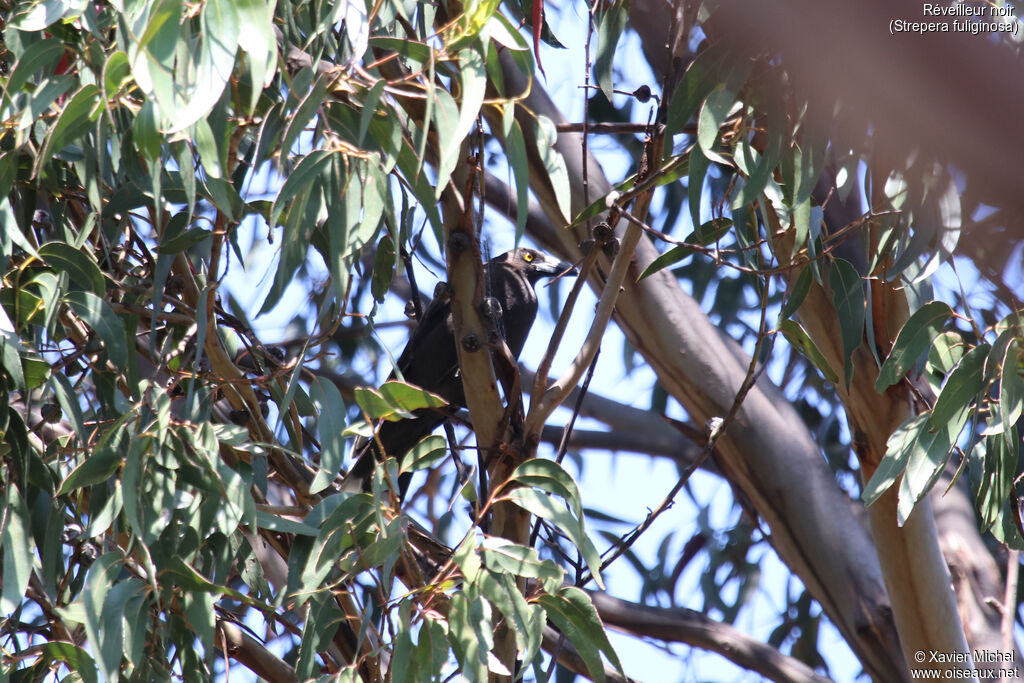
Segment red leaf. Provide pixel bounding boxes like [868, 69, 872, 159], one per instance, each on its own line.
[532, 0, 545, 76]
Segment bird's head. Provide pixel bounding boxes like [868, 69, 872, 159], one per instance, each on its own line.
[496, 248, 578, 284]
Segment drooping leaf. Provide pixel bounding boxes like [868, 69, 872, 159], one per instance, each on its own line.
[930, 343, 988, 432]
[696, 86, 735, 157]
[780, 267, 812, 321]
[38, 241, 105, 296]
[779, 319, 839, 385]
[401, 435, 449, 474]
[537, 587, 624, 681]
[594, 0, 627, 101]
[876, 301, 954, 392]
[1, 485, 36, 616]
[505, 487, 604, 589]
[310, 377, 348, 495]
[532, 115, 572, 224]
[829, 258, 864, 388]
[897, 416, 953, 525]
[64, 291, 127, 370]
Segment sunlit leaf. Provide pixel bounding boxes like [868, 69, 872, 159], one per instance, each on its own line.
[779, 319, 839, 385]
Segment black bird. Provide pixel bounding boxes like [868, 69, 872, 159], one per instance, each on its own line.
[343, 248, 577, 495]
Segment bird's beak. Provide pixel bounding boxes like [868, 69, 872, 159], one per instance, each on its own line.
[556, 260, 579, 278]
[536, 253, 578, 279]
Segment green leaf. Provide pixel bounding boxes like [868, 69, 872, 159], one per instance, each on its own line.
[1, 485, 36, 616]
[697, 86, 735, 156]
[594, 0, 627, 101]
[972, 432, 1020, 534]
[256, 509, 318, 536]
[510, 459, 583, 517]
[781, 142, 821, 211]
[637, 218, 732, 280]
[354, 387, 409, 421]
[927, 330, 968, 375]
[36, 85, 101, 173]
[452, 45, 487, 173]
[931, 343, 988, 430]
[159, 0, 238, 132]
[155, 227, 213, 254]
[380, 380, 447, 412]
[280, 70, 333, 160]
[59, 446, 124, 495]
[897, 416, 953, 525]
[479, 537, 563, 588]
[501, 117, 532, 242]
[301, 494, 376, 590]
[401, 435, 449, 474]
[357, 80, 387, 147]
[505, 488, 604, 589]
[780, 267, 812, 321]
[789, 198, 812, 258]
[779, 319, 839, 385]
[432, 87, 461, 199]
[829, 258, 864, 388]
[269, 149, 334, 228]
[476, 570, 545, 667]
[448, 591, 493, 682]
[191, 117, 224, 178]
[22, 356, 50, 389]
[862, 414, 927, 507]
[6, 37, 66, 95]
[371, 233, 397, 303]
[537, 587, 623, 681]
[9, 0, 85, 30]
[38, 642, 99, 683]
[875, 301, 954, 392]
[733, 130, 782, 209]
[368, 37, 433, 66]
[310, 377, 348, 495]
[533, 115, 572, 224]
[133, 98, 162, 162]
[683, 147, 708, 225]
[50, 371, 87, 438]
[694, 217, 733, 244]
[80, 553, 123, 682]
[64, 291, 127, 370]
[665, 43, 725, 141]
[638, 244, 695, 281]
[38, 241, 105, 296]
[103, 50, 133, 100]
[99, 578, 146, 675]
[296, 593, 345, 680]
[235, 0, 276, 113]
[992, 339, 1024, 438]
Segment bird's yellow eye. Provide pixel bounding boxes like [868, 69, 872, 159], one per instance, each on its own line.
[523, 251, 534, 262]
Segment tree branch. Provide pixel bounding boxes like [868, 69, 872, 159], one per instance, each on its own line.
[589, 593, 834, 683]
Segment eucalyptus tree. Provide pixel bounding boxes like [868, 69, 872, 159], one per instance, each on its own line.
[2, 0, 1023, 680]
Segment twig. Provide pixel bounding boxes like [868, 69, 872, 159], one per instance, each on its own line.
[587, 256, 777, 581]
[530, 244, 601, 407]
[524, 217, 643, 437]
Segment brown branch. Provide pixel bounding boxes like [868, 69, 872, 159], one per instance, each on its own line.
[589, 593, 834, 683]
[215, 619, 299, 683]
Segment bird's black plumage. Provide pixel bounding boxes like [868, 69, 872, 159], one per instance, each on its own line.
[344, 248, 576, 494]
